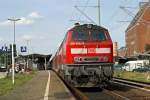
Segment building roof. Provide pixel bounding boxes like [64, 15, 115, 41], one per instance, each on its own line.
[126, 2, 150, 32]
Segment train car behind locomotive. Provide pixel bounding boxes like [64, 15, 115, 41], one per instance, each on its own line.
[52, 23, 113, 87]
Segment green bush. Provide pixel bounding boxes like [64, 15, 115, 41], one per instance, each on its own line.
[0, 71, 36, 96]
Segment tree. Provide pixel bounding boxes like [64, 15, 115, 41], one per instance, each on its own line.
[145, 44, 150, 51]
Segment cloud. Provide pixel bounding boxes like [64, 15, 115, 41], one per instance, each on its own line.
[0, 11, 43, 26]
[28, 12, 43, 19]
[0, 17, 34, 26]
[22, 34, 33, 41]
[38, 36, 47, 40]
[18, 17, 34, 25]
[0, 20, 11, 26]
[0, 37, 4, 41]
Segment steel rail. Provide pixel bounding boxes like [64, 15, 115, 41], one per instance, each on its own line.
[113, 77, 150, 90]
[103, 89, 130, 100]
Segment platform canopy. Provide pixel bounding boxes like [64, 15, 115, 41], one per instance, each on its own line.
[19, 53, 52, 63]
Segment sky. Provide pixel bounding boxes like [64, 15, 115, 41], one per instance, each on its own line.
[0, 0, 148, 55]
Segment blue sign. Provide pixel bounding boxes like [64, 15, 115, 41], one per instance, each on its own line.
[21, 46, 27, 52]
[5, 46, 8, 51]
[1, 46, 8, 51]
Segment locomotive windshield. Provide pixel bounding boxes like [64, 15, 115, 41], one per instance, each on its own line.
[72, 31, 89, 41]
[72, 30, 107, 41]
[91, 31, 106, 41]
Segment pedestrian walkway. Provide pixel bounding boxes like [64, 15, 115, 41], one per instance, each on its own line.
[0, 70, 76, 100]
[48, 71, 75, 100]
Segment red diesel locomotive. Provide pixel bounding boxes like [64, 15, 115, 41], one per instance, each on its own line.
[52, 24, 113, 87]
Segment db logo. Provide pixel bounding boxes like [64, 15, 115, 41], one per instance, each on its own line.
[88, 48, 95, 53]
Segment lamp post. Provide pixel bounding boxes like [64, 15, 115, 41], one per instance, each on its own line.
[8, 18, 21, 85]
[8, 18, 21, 44]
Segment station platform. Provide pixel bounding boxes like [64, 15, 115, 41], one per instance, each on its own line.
[0, 70, 76, 100]
[48, 71, 76, 100]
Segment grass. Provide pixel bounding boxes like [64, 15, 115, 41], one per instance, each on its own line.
[114, 70, 150, 83]
[0, 71, 36, 96]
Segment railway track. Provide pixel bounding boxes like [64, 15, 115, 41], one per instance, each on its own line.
[112, 77, 150, 91]
[54, 70, 150, 100]
[74, 78, 150, 100]
[77, 87, 130, 100]
[54, 70, 128, 100]
[77, 81, 150, 100]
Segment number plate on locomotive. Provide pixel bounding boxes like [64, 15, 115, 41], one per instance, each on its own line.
[87, 48, 96, 53]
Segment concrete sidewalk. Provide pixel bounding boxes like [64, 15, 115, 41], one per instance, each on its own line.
[0, 70, 76, 100]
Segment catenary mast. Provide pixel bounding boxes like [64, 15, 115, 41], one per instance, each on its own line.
[98, 0, 101, 25]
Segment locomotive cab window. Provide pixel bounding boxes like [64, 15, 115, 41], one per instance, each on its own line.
[72, 31, 89, 41]
[72, 30, 107, 41]
[91, 31, 106, 41]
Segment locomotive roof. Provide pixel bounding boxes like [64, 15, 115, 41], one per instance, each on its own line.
[70, 24, 108, 31]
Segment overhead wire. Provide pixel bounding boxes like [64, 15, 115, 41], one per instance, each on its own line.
[78, 0, 90, 21]
[70, 0, 95, 24]
[69, 0, 82, 23]
[106, 0, 139, 31]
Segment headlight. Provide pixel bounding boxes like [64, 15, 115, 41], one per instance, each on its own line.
[103, 56, 109, 62]
[99, 56, 109, 62]
[74, 57, 83, 62]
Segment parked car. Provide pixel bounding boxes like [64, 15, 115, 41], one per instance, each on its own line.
[133, 65, 150, 72]
[0, 64, 7, 72]
[122, 60, 149, 71]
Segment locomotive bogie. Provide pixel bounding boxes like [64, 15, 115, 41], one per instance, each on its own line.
[56, 64, 113, 87]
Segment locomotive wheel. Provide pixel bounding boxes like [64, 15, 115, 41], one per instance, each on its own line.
[102, 67, 113, 78]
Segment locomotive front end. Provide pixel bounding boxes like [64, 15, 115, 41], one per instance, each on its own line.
[63, 24, 113, 87]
